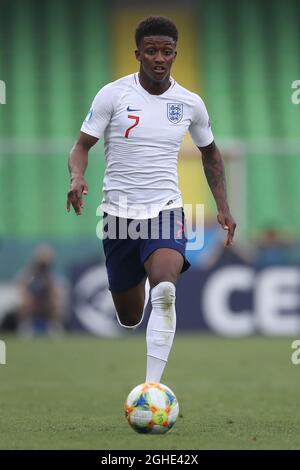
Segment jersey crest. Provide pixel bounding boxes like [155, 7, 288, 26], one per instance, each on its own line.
[167, 103, 183, 124]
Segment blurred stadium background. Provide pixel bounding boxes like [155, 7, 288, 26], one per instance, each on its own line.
[0, 0, 300, 450]
[0, 0, 299, 336]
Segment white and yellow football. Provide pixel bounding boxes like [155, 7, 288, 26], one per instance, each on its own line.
[124, 382, 179, 434]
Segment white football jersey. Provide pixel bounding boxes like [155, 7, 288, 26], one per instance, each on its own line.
[81, 73, 213, 219]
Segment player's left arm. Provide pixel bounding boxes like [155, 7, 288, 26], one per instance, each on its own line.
[198, 141, 236, 247]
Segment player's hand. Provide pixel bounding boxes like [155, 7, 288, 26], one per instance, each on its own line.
[217, 210, 236, 247]
[67, 175, 88, 215]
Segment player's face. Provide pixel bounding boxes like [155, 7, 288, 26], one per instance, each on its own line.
[135, 36, 177, 83]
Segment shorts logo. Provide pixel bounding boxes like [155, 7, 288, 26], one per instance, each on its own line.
[167, 103, 183, 124]
[176, 220, 184, 238]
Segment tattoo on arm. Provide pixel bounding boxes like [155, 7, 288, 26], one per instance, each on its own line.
[200, 144, 229, 211]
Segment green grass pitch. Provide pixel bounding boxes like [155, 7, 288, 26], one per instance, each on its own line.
[0, 334, 299, 450]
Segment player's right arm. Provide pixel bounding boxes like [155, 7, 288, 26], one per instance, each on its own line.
[67, 132, 98, 215]
[67, 82, 114, 215]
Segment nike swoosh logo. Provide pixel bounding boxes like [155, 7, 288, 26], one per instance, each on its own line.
[126, 106, 142, 112]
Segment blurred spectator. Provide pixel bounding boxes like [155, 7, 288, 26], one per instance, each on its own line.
[186, 218, 253, 269]
[16, 244, 69, 336]
[254, 225, 296, 267]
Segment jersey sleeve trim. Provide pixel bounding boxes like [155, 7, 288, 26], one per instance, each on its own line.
[80, 128, 102, 139]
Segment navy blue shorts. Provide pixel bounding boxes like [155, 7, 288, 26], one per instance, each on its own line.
[102, 208, 191, 292]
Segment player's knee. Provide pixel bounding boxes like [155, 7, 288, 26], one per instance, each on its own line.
[151, 281, 176, 307]
[150, 271, 178, 289]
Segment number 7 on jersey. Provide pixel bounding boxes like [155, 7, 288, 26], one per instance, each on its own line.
[125, 115, 140, 138]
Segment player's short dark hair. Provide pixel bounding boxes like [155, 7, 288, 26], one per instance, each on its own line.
[135, 16, 178, 47]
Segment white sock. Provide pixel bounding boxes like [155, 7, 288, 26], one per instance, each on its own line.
[116, 278, 150, 330]
[116, 312, 143, 329]
[146, 355, 167, 383]
[146, 281, 176, 383]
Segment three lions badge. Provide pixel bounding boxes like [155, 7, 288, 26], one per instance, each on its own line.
[167, 103, 183, 124]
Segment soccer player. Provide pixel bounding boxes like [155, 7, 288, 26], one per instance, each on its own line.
[67, 16, 236, 383]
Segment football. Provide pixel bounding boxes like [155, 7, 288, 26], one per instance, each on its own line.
[124, 382, 179, 434]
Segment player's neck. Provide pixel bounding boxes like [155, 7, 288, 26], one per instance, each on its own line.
[138, 71, 171, 95]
